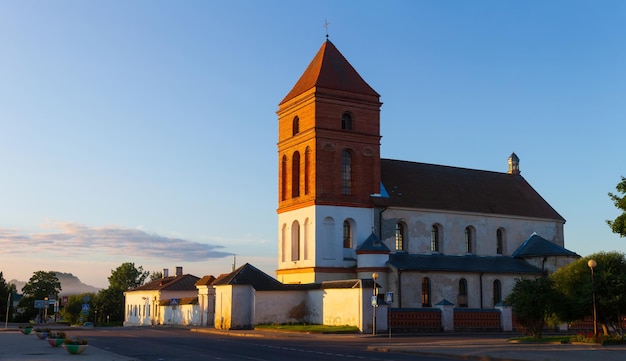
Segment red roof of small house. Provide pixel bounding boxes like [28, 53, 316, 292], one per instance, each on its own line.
[127, 274, 200, 292]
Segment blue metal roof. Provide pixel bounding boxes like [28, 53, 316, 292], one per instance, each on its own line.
[388, 253, 543, 275]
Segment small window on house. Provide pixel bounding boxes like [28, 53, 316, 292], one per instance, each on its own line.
[341, 112, 352, 130]
[421, 277, 432, 307]
[341, 150, 352, 195]
[458, 279, 468, 307]
[292, 116, 300, 136]
[431, 225, 440, 252]
[465, 226, 473, 253]
[395, 223, 405, 251]
[343, 220, 352, 248]
[493, 279, 502, 306]
[496, 229, 504, 255]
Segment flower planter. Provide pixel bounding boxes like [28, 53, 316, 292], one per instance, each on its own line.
[64, 344, 88, 355]
[35, 332, 48, 340]
[47, 338, 65, 347]
[19, 327, 33, 335]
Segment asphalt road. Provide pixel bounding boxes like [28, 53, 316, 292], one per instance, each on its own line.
[72, 327, 457, 361]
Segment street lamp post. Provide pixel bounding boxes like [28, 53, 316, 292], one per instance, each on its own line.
[587, 259, 597, 336]
[44, 297, 48, 323]
[372, 273, 378, 335]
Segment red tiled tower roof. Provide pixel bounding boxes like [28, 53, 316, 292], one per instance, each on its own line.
[279, 40, 379, 105]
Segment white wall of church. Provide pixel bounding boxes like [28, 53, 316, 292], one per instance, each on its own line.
[382, 208, 564, 256]
[278, 205, 374, 270]
[254, 290, 308, 324]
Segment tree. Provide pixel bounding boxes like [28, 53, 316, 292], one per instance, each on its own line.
[60, 292, 95, 325]
[551, 252, 626, 335]
[108, 262, 149, 291]
[607, 176, 626, 237]
[0, 272, 17, 323]
[17, 271, 62, 322]
[149, 271, 163, 282]
[505, 277, 561, 337]
[92, 287, 124, 324]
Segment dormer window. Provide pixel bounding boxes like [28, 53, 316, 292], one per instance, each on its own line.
[341, 113, 352, 130]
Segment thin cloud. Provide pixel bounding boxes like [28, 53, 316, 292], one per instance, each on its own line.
[0, 221, 232, 261]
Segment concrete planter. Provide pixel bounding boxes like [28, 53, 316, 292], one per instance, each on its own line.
[64, 344, 88, 355]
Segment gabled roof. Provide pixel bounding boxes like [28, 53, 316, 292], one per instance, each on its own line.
[388, 253, 544, 275]
[381, 159, 565, 222]
[213, 263, 285, 291]
[127, 274, 200, 292]
[356, 232, 390, 253]
[195, 275, 216, 286]
[280, 40, 379, 105]
[512, 233, 579, 258]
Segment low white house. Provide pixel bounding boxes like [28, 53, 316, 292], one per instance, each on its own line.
[124, 267, 200, 326]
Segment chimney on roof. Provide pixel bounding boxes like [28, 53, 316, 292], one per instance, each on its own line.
[163, 268, 169, 278]
[508, 152, 520, 175]
[176, 266, 183, 276]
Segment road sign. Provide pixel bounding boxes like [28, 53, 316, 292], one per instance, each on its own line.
[34, 300, 46, 309]
[385, 292, 394, 303]
[81, 304, 90, 315]
[170, 298, 179, 306]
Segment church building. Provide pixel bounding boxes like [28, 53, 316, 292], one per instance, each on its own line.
[276, 39, 578, 310]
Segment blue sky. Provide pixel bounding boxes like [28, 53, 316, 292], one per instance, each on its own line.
[1, 1, 624, 288]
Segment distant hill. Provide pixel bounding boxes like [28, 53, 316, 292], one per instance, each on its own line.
[9, 272, 100, 296]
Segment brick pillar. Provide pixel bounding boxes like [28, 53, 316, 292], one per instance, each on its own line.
[435, 299, 455, 332]
[495, 304, 512, 331]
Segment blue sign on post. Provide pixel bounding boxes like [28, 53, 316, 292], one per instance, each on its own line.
[34, 300, 46, 309]
[81, 304, 90, 315]
[385, 292, 394, 304]
[170, 298, 179, 306]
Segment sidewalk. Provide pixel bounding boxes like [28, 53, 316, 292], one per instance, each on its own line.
[0, 330, 135, 361]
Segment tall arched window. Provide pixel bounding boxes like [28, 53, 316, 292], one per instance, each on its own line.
[496, 229, 504, 255]
[292, 116, 300, 136]
[431, 225, 440, 252]
[493, 279, 502, 306]
[395, 223, 405, 251]
[421, 277, 431, 307]
[341, 150, 352, 195]
[281, 155, 287, 201]
[343, 220, 352, 248]
[304, 147, 311, 195]
[292, 151, 300, 198]
[465, 226, 473, 254]
[291, 221, 300, 261]
[458, 279, 468, 307]
[341, 112, 352, 130]
[281, 224, 287, 262]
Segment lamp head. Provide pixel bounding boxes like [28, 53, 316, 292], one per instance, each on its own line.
[588, 259, 597, 269]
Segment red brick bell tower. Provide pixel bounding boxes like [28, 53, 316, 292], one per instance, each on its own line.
[276, 40, 382, 283]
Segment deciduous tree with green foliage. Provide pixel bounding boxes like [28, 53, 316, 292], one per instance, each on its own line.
[505, 276, 561, 337]
[108, 262, 149, 291]
[551, 252, 626, 335]
[60, 292, 96, 325]
[607, 176, 626, 237]
[92, 287, 124, 324]
[16, 271, 62, 322]
[0, 272, 17, 323]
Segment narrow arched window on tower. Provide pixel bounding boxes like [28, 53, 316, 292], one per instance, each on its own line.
[291, 221, 300, 261]
[341, 113, 352, 130]
[343, 220, 352, 248]
[421, 277, 431, 307]
[395, 223, 405, 251]
[292, 151, 300, 198]
[341, 150, 352, 195]
[292, 116, 300, 136]
[496, 229, 504, 255]
[281, 155, 287, 201]
[304, 147, 311, 195]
